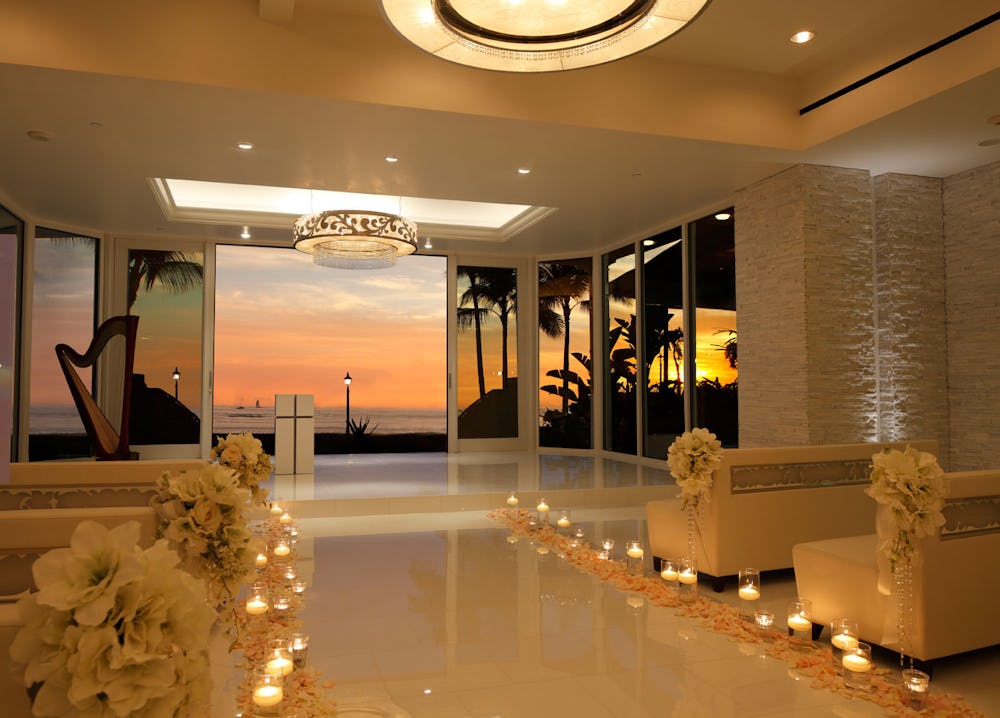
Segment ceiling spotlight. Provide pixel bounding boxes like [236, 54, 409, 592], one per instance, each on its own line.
[643, 239, 655, 247]
[714, 212, 732, 221]
[790, 30, 815, 44]
[385, 155, 399, 163]
[240, 226, 251, 239]
[517, 168, 531, 175]
[236, 142, 254, 150]
[424, 238, 433, 249]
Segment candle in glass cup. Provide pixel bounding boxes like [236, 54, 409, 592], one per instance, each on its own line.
[252, 670, 283, 710]
[506, 492, 519, 507]
[292, 580, 307, 595]
[255, 552, 268, 568]
[290, 633, 310, 669]
[597, 549, 610, 560]
[273, 540, 291, 558]
[265, 640, 294, 677]
[737, 568, 761, 603]
[787, 598, 813, 644]
[601, 538, 615, 558]
[271, 588, 292, 614]
[626, 541, 644, 559]
[830, 618, 859, 666]
[903, 668, 930, 709]
[556, 511, 571, 529]
[245, 585, 269, 616]
[660, 559, 679, 582]
[842, 642, 873, 690]
[754, 609, 775, 635]
[269, 502, 283, 516]
[678, 558, 698, 602]
[279, 511, 292, 525]
[536, 499, 549, 512]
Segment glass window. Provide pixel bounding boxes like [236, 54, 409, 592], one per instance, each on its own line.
[29, 229, 98, 460]
[127, 248, 203, 445]
[690, 208, 738, 446]
[0, 205, 23, 472]
[538, 258, 593, 449]
[641, 227, 685, 459]
[603, 244, 637, 454]
[457, 265, 518, 439]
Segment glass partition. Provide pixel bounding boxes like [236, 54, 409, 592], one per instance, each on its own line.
[641, 227, 684, 459]
[29, 229, 98, 460]
[690, 208, 738, 446]
[0, 205, 23, 471]
[457, 265, 518, 439]
[603, 244, 637, 454]
[538, 258, 593, 449]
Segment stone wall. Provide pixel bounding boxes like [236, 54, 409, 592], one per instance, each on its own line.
[943, 160, 1000, 470]
[873, 173, 949, 462]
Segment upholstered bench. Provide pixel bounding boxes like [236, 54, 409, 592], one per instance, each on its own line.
[645, 441, 937, 590]
[792, 469, 1000, 662]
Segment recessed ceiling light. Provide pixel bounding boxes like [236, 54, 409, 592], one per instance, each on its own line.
[240, 226, 251, 239]
[423, 689, 432, 695]
[790, 30, 815, 44]
[237, 142, 254, 150]
[423, 238, 433, 249]
[385, 155, 399, 163]
[643, 239, 655, 247]
[714, 212, 732, 221]
[517, 167, 531, 175]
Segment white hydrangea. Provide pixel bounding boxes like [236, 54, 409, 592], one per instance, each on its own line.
[666, 427, 723, 509]
[209, 432, 273, 506]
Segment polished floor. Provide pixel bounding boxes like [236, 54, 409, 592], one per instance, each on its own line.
[274, 453, 1000, 718]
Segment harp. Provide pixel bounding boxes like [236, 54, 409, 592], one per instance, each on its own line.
[55, 315, 139, 461]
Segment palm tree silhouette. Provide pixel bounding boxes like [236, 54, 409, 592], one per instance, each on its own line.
[477, 268, 517, 383]
[538, 261, 591, 414]
[126, 249, 203, 312]
[457, 267, 491, 400]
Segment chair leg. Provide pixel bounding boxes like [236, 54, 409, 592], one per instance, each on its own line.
[811, 622, 824, 641]
[711, 575, 726, 593]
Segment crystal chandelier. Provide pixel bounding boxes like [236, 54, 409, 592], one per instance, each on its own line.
[378, 0, 711, 72]
[293, 210, 419, 270]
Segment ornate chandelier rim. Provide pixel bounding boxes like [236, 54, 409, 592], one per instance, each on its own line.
[293, 209, 419, 269]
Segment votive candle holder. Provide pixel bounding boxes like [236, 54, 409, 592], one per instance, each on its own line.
[842, 642, 873, 690]
[754, 609, 775, 636]
[290, 633, 310, 670]
[902, 668, 930, 710]
[252, 670, 284, 714]
[830, 618, 859, 667]
[787, 598, 813, 646]
[678, 558, 698, 603]
[625, 540, 644, 574]
[737, 567, 761, 620]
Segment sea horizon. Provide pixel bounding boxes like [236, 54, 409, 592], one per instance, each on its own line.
[30, 404, 447, 435]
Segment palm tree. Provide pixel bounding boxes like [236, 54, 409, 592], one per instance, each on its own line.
[538, 261, 591, 414]
[477, 267, 517, 382]
[456, 267, 491, 400]
[127, 249, 203, 312]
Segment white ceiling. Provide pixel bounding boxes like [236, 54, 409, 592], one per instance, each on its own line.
[0, 0, 997, 256]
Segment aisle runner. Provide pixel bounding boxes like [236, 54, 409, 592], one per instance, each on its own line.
[233, 515, 337, 716]
[489, 509, 982, 718]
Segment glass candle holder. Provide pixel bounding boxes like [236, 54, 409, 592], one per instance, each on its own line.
[265, 639, 294, 677]
[556, 510, 572, 530]
[787, 598, 813, 645]
[597, 549, 610, 561]
[272, 539, 292, 561]
[601, 538, 615, 559]
[245, 585, 269, 617]
[625, 540, 644, 574]
[278, 511, 293, 525]
[290, 633, 310, 670]
[255, 552, 268, 568]
[626, 593, 645, 610]
[902, 668, 930, 710]
[536, 498, 549, 523]
[269, 502, 284, 517]
[842, 642, 873, 690]
[506, 492, 519, 508]
[283, 566, 297, 582]
[574, 527, 585, 540]
[678, 558, 698, 603]
[738, 567, 761, 619]
[660, 558, 679, 584]
[830, 618, 860, 667]
[252, 670, 284, 714]
[271, 587, 293, 616]
[291, 579, 307, 595]
[754, 609, 775, 636]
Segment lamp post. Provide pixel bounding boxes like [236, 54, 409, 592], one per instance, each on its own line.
[344, 372, 352, 435]
[172, 367, 181, 400]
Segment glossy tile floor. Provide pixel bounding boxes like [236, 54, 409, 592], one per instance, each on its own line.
[274, 454, 1000, 718]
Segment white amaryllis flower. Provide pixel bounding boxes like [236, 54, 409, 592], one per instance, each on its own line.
[666, 427, 723, 509]
[866, 446, 947, 570]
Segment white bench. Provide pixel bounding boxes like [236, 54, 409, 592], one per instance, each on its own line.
[645, 440, 938, 589]
[792, 469, 1000, 661]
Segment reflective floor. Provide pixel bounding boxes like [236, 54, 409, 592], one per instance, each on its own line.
[273, 454, 1000, 718]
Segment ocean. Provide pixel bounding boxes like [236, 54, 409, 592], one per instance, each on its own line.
[30, 404, 446, 435]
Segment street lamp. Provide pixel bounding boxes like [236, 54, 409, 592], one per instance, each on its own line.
[172, 367, 181, 400]
[344, 372, 352, 435]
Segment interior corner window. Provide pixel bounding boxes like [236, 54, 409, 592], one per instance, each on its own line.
[538, 258, 593, 449]
[641, 227, 684, 459]
[29, 229, 98, 460]
[603, 244, 637, 454]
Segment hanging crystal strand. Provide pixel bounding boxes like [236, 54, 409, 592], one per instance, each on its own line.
[686, 502, 697, 564]
[895, 556, 914, 669]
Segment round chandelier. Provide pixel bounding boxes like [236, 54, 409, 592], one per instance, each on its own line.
[378, 0, 711, 72]
[293, 210, 419, 270]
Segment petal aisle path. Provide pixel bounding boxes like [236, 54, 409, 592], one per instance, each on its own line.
[489, 508, 983, 718]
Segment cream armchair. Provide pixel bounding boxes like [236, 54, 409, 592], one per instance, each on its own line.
[792, 469, 1000, 662]
[645, 441, 937, 590]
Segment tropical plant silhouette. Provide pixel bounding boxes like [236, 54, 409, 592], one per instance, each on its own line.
[538, 261, 592, 415]
[457, 267, 490, 400]
[126, 249, 203, 312]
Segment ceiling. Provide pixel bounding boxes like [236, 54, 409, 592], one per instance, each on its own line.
[0, 0, 997, 256]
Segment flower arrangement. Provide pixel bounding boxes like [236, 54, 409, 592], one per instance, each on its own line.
[666, 427, 723, 509]
[865, 446, 947, 571]
[9, 521, 215, 718]
[210, 432, 273, 506]
[152, 463, 262, 610]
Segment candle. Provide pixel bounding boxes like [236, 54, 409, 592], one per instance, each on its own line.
[292, 580, 307, 595]
[269, 503, 283, 516]
[245, 597, 268, 616]
[284, 567, 297, 581]
[253, 685, 283, 707]
[842, 652, 871, 672]
[661, 566, 678, 581]
[787, 614, 811, 632]
[738, 586, 760, 601]
[279, 512, 292, 525]
[536, 499, 549, 512]
[506, 493, 519, 506]
[266, 655, 294, 677]
[678, 569, 697, 584]
[754, 609, 774, 632]
[626, 594, 645, 609]
[601, 538, 614, 551]
[255, 553, 268, 568]
[831, 633, 859, 651]
[597, 550, 610, 560]
[273, 542, 291, 557]
[536, 546, 549, 555]
[557, 516, 571, 528]
[626, 545, 644, 559]
[290, 633, 309, 669]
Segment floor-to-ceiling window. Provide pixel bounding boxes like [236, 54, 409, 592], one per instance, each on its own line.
[28, 229, 98, 460]
[457, 265, 518, 440]
[214, 246, 447, 453]
[538, 258, 593, 449]
[603, 245, 637, 454]
[1, 205, 23, 472]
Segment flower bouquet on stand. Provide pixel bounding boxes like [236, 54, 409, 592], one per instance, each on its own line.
[9, 521, 215, 718]
[666, 427, 723, 563]
[210, 432, 273, 507]
[865, 445, 946, 669]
